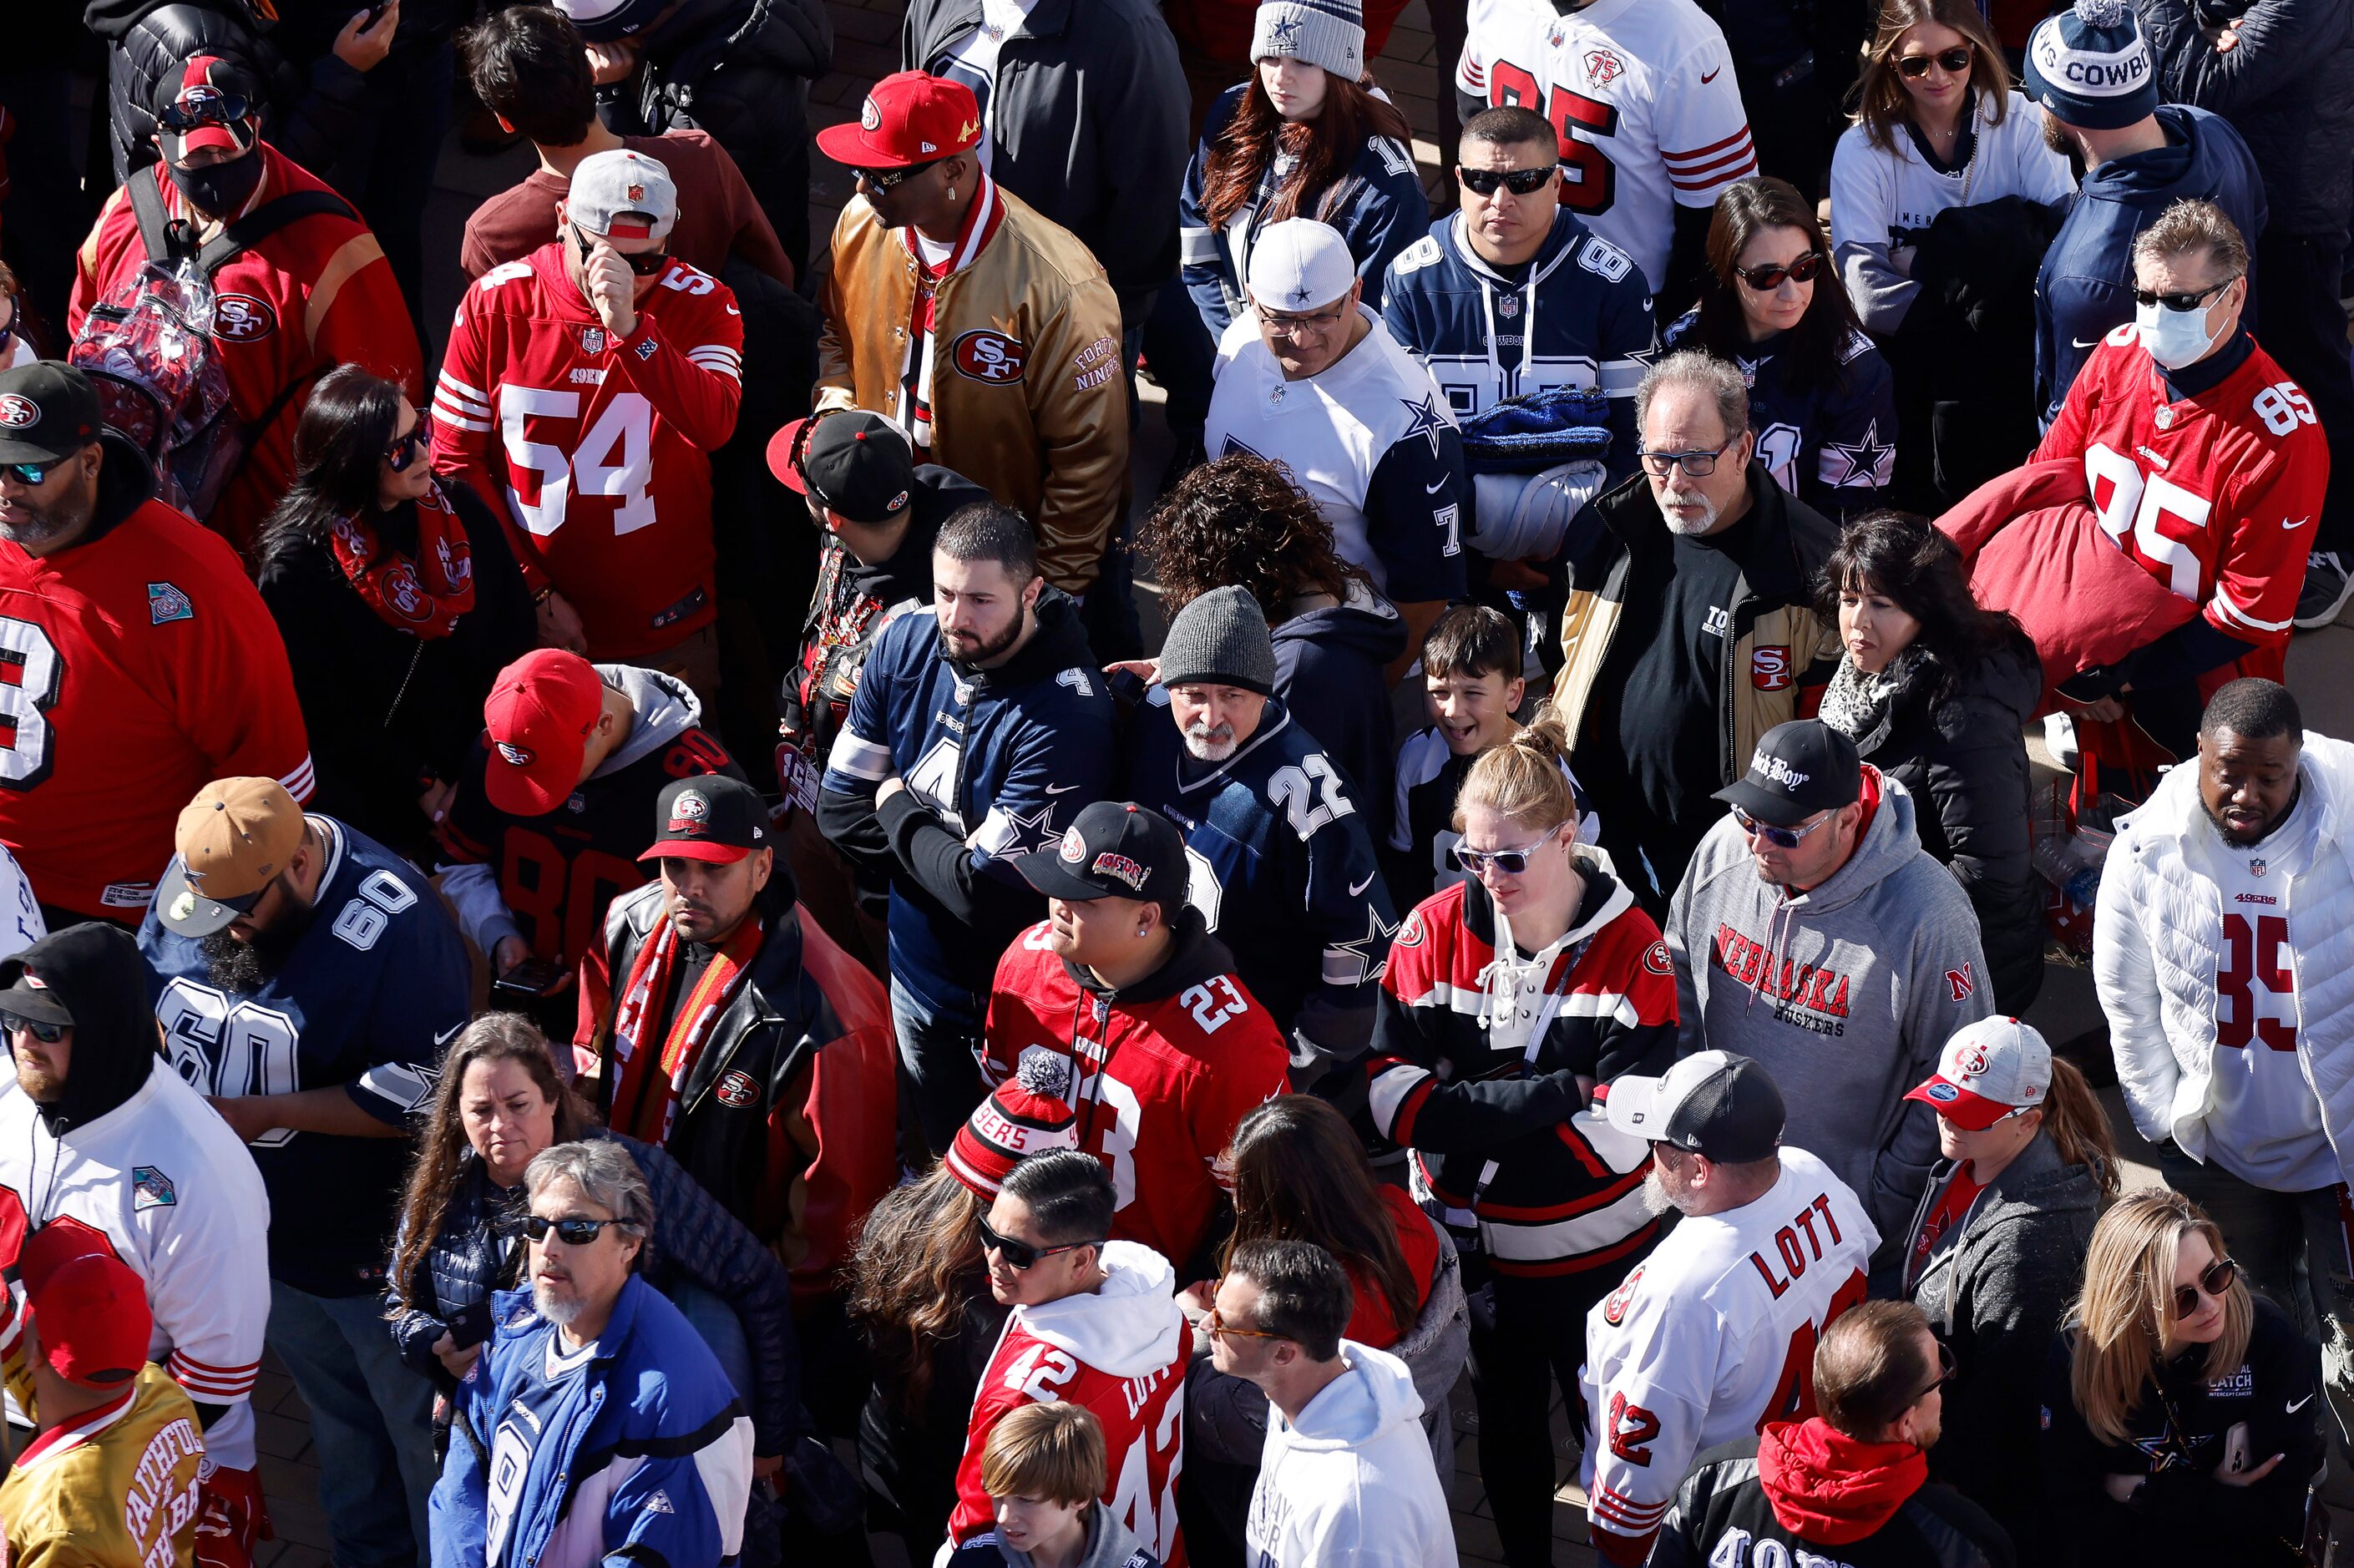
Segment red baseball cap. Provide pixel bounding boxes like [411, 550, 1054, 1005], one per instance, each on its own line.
[154, 56, 261, 159]
[483, 650, 606, 817]
[21, 1225, 150, 1388]
[815, 72, 981, 172]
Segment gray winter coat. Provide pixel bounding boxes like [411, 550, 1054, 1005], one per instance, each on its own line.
[1904, 1133, 2102, 1565]
[1184, 1214, 1470, 1476]
[1666, 767, 1996, 1249]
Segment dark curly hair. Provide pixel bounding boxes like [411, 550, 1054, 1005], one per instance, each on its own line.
[1137, 453, 1370, 620]
[1819, 509, 2029, 706]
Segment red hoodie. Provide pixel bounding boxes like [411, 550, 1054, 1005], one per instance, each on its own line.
[1755, 1418, 1928, 1545]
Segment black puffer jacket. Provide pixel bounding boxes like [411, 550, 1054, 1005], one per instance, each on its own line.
[2139, 0, 2354, 243]
[598, 0, 832, 276]
[1818, 635, 2046, 1013]
[83, 0, 372, 183]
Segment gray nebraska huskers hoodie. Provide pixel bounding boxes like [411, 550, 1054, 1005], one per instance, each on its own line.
[1664, 766, 1994, 1247]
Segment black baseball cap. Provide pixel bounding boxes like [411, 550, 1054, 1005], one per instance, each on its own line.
[1712, 720, 1861, 829]
[766, 412, 917, 526]
[1602, 1050, 1785, 1162]
[0, 956, 73, 1030]
[1020, 801, 1192, 913]
[641, 776, 771, 866]
[0, 363, 104, 467]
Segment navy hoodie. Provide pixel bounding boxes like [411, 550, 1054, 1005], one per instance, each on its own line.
[2035, 104, 2266, 428]
[1271, 587, 1408, 843]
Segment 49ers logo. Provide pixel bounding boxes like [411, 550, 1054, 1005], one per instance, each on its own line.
[0, 394, 37, 429]
[713, 1070, 759, 1107]
[214, 294, 278, 342]
[1602, 1264, 1644, 1325]
[1643, 940, 1673, 976]
[382, 566, 428, 621]
[951, 329, 1026, 384]
[1750, 645, 1792, 691]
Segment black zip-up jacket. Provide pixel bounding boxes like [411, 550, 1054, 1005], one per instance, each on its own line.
[1654, 1435, 2015, 1568]
[2041, 1297, 2321, 1568]
[1366, 864, 1677, 1277]
[901, 0, 1188, 326]
[255, 482, 534, 857]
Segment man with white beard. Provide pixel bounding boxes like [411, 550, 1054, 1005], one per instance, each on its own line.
[1544, 351, 1841, 913]
[1121, 586, 1400, 1095]
[430, 1141, 753, 1568]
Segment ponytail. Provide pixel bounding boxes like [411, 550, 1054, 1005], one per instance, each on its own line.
[1455, 716, 1578, 836]
[2041, 1056, 2119, 1202]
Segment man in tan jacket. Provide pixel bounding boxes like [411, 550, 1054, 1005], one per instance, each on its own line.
[814, 72, 1127, 613]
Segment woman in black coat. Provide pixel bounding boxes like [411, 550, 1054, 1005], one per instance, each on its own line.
[1816, 509, 2045, 1011]
[255, 365, 534, 861]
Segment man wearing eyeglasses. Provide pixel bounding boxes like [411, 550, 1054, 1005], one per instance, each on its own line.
[948, 1150, 1187, 1560]
[433, 147, 744, 704]
[433, 1140, 754, 1568]
[1649, 1301, 2009, 1568]
[1664, 719, 1993, 1260]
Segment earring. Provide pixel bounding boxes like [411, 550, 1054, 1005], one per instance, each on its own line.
[947, 188, 959, 201]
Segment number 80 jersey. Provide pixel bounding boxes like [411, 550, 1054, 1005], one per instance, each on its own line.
[1457, 0, 1754, 295]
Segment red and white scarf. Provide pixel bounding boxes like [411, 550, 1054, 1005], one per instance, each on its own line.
[328, 481, 477, 638]
[607, 913, 765, 1143]
[900, 173, 1004, 453]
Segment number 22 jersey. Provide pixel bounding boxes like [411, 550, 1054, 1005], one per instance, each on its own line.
[1457, 0, 1754, 295]
[432, 244, 745, 658]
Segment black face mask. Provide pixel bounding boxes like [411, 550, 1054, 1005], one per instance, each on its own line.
[166, 148, 264, 219]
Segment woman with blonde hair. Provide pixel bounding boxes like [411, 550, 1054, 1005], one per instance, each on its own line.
[1367, 716, 1673, 1568]
[2041, 1189, 2321, 1566]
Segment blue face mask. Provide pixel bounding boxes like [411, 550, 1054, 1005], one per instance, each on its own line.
[2135, 296, 2224, 372]
[166, 148, 264, 220]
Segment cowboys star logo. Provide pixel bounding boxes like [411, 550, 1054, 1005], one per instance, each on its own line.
[1324, 907, 1399, 989]
[1819, 421, 1896, 490]
[1397, 394, 1447, 459]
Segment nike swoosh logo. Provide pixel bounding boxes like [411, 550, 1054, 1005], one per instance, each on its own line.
[2285, 517, 2311, 530]
[2290, 1393, 2316, 1413]
[1349, 872, 1376, 896]
[434, 1021, 465, 1048]
[1045, 783, 1081, 794]
[726, 305, 742, 315]
[1425, 476, 1450, 493]
[2072, 337, 2103, 349]
[1700, 67, 1721, 83]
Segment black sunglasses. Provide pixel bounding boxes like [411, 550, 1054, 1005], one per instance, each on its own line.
[1907, 1339, 1957, 1404]
[158, 94, 252, 134]
[2130, 277, 2236, 313]
[977, 1216, 1101, 1271]
[571, 225, 670, 277]
[1458, 165, 1555, 197]
[2173, 1257, 2239, 1320]
[524, 1214, 630, 1246]
[387, 425, 428, 473]
[2, 1013, 65, 1044]
[857, 159, 942, 194]
[1896, 45, 1972, 78]
[0, 456, 71, 488]
[1736, 250, 1825, 291]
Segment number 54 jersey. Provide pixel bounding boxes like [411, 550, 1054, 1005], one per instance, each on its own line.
[431, 244, 744, 659]
[1578, 1146, 1876, 1562]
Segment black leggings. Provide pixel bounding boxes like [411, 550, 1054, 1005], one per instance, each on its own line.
[1465, 1258, 1617, 1568]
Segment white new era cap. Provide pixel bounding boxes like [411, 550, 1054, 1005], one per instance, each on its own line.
[568, 149, 678, 244]
[1906, 1016, 2053, 1130]
[1246, 218, 1357, 313]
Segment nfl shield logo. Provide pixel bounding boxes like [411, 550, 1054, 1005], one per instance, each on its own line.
[582, 326, 605, 355]
[1497, 294, 1521, 318]
[2252, 858, 2268, 877]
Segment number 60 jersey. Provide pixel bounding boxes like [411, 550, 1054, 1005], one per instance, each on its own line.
[1577, 1146, 1876, 1565]
[431, 245, 744, 659]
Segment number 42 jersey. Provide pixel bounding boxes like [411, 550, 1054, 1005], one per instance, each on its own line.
[1577, 1147, 1876, 1563]
[431, 243, 744, 659]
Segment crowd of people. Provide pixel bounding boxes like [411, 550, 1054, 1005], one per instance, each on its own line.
[0, 0, 2350, 1563]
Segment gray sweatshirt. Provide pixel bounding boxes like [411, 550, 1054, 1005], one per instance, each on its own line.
[1664, 770, 1994, 1247]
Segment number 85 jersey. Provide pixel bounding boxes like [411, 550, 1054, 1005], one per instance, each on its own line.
[431, 244, 744, 660]
[2035, 325, 2331, 675]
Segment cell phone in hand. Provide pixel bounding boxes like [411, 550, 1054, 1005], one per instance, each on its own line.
[448, 1297, 494, 1351]
[493, 956, 566, 997]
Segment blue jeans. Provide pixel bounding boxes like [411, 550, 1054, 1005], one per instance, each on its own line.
[670, 1281, 754, 1409]
[266, 1281, 438, 1568]
[889, 975, 987, 1157]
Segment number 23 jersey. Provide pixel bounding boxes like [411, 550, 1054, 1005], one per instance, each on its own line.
[431, 244, 745, 658]
[1578, 1147, 1876, 1557]
[1457, 0, 1754, 296]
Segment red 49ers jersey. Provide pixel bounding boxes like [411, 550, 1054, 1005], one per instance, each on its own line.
[983, 923, 1290, 1270]
[431, 244, 744, 658]
[1457, 0, 1754, 294]
[2036, 326, 2331, 677]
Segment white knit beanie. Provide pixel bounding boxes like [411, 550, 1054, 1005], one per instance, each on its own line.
[1250, 0, 1365, 83]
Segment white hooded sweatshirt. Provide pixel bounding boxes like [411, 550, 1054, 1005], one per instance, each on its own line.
[1245, 1340, 1459, 1568]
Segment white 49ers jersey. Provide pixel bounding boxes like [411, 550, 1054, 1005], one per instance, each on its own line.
[1457, 0, 1754, 293]
[1578, 1146, 1876, 1556]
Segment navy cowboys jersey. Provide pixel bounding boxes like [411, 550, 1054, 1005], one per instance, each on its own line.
[1124, 691, 1398, 1054]
[1382, 208, 1655, 466]
[1662, 311, 1896, 518]
[1206, 311, 1471, 602]
[139, 816, 470, 1293]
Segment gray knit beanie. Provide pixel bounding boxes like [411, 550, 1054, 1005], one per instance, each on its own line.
[1158, 585, 1278, 695]
[1250, 0, 1365, 84]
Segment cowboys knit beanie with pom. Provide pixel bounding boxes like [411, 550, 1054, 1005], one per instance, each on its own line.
[2023, 0, 2158, 131]
[946, 1051, 1081, 1199]
[1250, 0, 1365, 84]
[1158, 585, 1278, 696]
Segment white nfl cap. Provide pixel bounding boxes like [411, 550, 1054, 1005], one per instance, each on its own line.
[1247, 218, 1356, 314]
[1906, 1017, 2053, 1130]
[1602, 1050, 1784, 1163]
[568, 149, 678, 244]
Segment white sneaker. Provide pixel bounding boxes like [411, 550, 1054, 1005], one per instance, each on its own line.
[2044, 711, 2079, 770]
[2296, 551, 2354, 629]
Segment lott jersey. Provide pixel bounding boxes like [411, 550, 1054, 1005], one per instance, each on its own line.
[0, 1063, 271, 1470]
[432, 245, 745, 658]
[1578, 1147, 1876, 1560]
[0, 498, 313, 922]
[139, 817, 469, 1295]
[2035, 326, 2330, 667]
[0, 1363, 205, 1568]
[1457, 0, 1755, 295]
